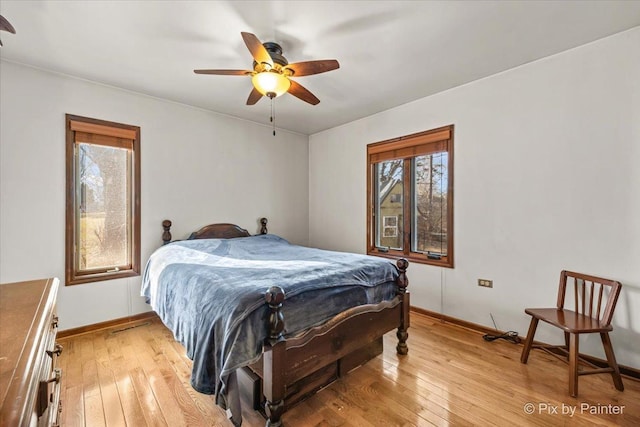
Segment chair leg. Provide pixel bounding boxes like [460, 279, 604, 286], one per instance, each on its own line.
[569, 333, 579, 397]
[520, 317, 539, 364]
[600, 332, 624, 391]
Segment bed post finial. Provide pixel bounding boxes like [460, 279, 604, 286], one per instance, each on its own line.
[162, 220, 172, 245]
[265, 286, 285, 341]
[260, 217, 268, 235]
[396, 258, 409, 294]
[396, 258, 409, 355]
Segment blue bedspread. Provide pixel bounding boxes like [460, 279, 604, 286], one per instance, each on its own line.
[141, 234, 399, 423]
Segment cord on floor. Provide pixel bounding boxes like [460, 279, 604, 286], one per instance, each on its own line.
[482, 331, 521, 344]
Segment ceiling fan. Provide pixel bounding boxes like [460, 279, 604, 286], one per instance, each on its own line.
[194, 32, 339, 106]
[0, 15, 16, 46]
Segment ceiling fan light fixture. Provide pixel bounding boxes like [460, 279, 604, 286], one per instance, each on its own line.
[252, 71, 290, 98]
[195, 32, 338, 108]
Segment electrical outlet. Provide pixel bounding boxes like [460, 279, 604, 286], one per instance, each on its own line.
[478, 279, 493, 288]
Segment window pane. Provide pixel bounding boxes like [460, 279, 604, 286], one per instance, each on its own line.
[375, 159, 403, 250]
[76, 142, 131, 270]
[413, 152, 448, 256]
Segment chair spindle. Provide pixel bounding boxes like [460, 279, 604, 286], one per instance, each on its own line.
[596, 285, 603, 320]
[588, 281, 594, 318]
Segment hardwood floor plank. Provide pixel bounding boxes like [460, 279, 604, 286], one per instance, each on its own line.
[132, 320, 212, 426]
[374, 360, 512, 426]
[330, 364, 442, 426]
[146, 320, 227, 424]
[380, 348, 538, 426]
[84, 394, 106, 427]
[352, 363, 474, 426]
[57, 312, 640, 427]
[104, 331, 149, 427]
[281, 401, 327, 426]
[94, 331, 128, 426]
[114, 326, 169, 427]
[129, 333, 190, 426]
[384, 326, 595, 427]
[129, 365, 169, 427]
[59, 337, 84, 426]
[63, 385, 85, 427]
[78, 335, 106, 427]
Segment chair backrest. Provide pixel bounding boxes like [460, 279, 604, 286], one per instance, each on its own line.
[556, 270, 622, 326]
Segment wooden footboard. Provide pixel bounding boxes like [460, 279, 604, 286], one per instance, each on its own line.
[259, 258, 410, 427]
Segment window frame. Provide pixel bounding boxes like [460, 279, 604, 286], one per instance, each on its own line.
[366, 125, 454, 268]
[65, 114, 141, 285]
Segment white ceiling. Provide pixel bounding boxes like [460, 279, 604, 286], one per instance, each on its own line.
[1, 1, 639, 135]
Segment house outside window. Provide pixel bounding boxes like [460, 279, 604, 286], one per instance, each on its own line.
[65, 114, 141, 285]
[367, 125, 454, 268]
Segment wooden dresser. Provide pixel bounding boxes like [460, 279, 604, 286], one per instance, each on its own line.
[0, 278, 62, 427]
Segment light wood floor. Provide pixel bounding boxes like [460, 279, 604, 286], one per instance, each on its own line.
[57, 312, 639, 426]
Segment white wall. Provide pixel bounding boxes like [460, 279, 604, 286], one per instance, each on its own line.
[0, 61, 309, 330]
[309, 28, 640, 368]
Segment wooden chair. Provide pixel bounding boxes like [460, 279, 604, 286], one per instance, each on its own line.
[520, 270, 624, 397]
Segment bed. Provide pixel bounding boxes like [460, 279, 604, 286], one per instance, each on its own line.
[142, 218, 410, 426]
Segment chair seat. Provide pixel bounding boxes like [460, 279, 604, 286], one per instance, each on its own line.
[524, 308, 613, 333]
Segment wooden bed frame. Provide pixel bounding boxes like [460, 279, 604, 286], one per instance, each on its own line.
[161, 218, 410, 427]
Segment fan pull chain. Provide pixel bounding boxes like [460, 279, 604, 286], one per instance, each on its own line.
[270, 97, 276, 136]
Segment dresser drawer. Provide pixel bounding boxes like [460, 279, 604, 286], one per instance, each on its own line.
[0, 278, 61, 427]
[36, 308, 63, 427]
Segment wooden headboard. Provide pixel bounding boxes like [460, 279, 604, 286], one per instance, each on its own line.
[162, 218, 268, 245]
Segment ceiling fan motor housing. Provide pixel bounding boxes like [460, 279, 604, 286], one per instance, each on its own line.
[254, 42, 289, 69]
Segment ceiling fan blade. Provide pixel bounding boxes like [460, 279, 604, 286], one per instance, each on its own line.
[0, 15, 16, 34]
[288, 80, 320, 105]
[194, 69, 252, 76]
[246, 87, 263, 105]
[241, 32, 273, 68]
[285, 60, 340, 77]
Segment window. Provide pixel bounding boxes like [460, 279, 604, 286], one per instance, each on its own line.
[367, 125, 454, 267]
[65, 114, 141, 285]
[383, 216, 398, 238]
